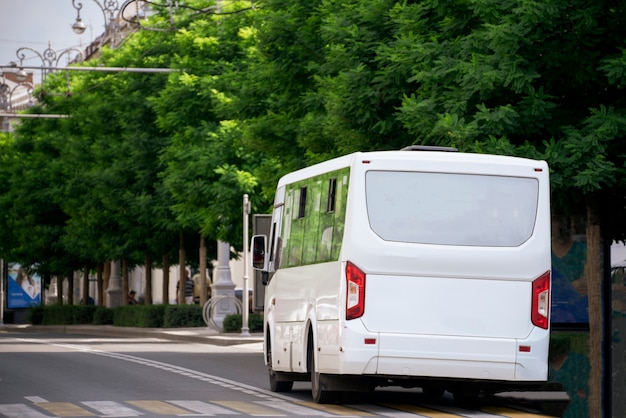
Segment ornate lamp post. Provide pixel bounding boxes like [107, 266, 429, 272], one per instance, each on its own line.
[71, 0, 150, 48]
[0, 80, 34, 112]
[0, 67, 36, 131]
[16, 43, 84, 84]
[72, 0, 121, 46]
[1, 44, 83, 129]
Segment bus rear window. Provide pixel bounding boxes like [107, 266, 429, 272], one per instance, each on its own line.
[365, 171, 539, 247]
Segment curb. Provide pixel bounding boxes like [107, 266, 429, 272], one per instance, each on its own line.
[1, 324, 264, 346]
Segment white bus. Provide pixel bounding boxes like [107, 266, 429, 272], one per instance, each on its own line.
[252, 146, 551, 403]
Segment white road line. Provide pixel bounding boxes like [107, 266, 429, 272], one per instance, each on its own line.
[81, 400, 143, 416]
[24, 396, 49, 403]
[425, 404, 503, 417]
[345, 404, 429, 418]
[0, 404, 54, 418]
[255, 400, 336, 416]
[167, 400, 238, 415]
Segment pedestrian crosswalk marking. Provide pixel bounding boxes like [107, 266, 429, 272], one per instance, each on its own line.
[0, 400, 557, 417]
[36, 401, 96, 417]
[255, 400, 335, 416]
[167, 400, 238, 415]
[423, 404, 502, 417]
[126, 400, 192, 415]
[81, 400, 142, 416]
[24, 397, 48, 404]
[213, 400, 286, 416]
[346, 404, 422, 417]
[0, 404, 52, 418]
[298, 401, 375, 416]
[380, 403, 460, 417]
[481, 406, 554, 417]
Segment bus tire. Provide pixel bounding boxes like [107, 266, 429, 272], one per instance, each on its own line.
[309, 339, 337, 403]
[267, 335, 293, 392]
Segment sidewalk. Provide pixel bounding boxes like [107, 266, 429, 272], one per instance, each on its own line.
[0, 323, 264, 346]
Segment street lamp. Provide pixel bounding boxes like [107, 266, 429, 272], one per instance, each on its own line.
[71, 0, 149, 47]
[72, 12, 88, 35]
[15, 69, 28, 83]
[72, 0, 121, 43]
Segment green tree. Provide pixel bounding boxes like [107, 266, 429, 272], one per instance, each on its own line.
[243, 2, 626, 414]
[236, 0, 328, 171]
[152, 1, 265, 247]
[374, 2, 626, 415]
[0, 114, 80, 295]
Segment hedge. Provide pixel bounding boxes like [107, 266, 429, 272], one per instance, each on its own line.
[28, 304, 198, 328]
[27, 304, 263, 331]
[222, 313, 264, 332]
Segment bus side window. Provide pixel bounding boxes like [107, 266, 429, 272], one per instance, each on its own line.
[269, 223, 277, 263]
[268, 221, 281, 271]
[298, 187, 307, 219]
[274, 237, 281, 270]
[327, 178, 337, 213]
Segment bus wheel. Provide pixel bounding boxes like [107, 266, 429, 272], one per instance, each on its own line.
[309, 344, 337, 403]
[267, 337, 293, 392]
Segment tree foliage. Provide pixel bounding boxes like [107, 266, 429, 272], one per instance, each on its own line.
[1, 0, 626, 282]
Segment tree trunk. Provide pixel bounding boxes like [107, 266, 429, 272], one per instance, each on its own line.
[200, 234, 208, 306]
[162, 254, 170, 304]
[82, 263, 90, 305]
[67, 272, 74, 305]
[57, 274, 64, 305]
[103, 262, 110, 307]
[122, 259, 129, 305]
[178, 232, 186, 304]
[42, 272, 51, 305]
[144, 254, 152, 305]
[96, 263, 104, 306]
[586, 198, 602, 418]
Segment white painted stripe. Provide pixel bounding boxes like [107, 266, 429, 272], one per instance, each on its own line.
[167, 400, 238, 415]
[25, 396, 49, 403]
[346, 404, 427, 417]
[81, 401, 142, 416]
[255, 401, 335, 416]
[426, 404, 503, 417]
[0, 404, 54, 418]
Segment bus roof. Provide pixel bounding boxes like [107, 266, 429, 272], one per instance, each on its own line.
[277, 149, 548, 187]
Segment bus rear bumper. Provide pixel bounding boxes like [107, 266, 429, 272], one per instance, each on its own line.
[336, 324, 548, 382]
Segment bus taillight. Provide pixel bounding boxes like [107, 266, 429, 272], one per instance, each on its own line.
[346, 261, 366, 320]
[531, 271, 550, 329]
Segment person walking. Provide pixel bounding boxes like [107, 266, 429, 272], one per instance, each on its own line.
[176, 269, 195, 304]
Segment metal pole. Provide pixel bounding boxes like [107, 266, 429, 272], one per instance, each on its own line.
[241, 194, 250, 336]
[0, 113, 70, 119]
[0, 65, 176, 73]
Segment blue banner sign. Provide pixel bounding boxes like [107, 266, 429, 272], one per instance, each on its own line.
[7, 263, 41, 309]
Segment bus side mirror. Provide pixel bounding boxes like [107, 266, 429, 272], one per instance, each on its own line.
[251, 235, 267, 270]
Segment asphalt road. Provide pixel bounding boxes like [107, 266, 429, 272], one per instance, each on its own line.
[0, 328, 568, 417]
